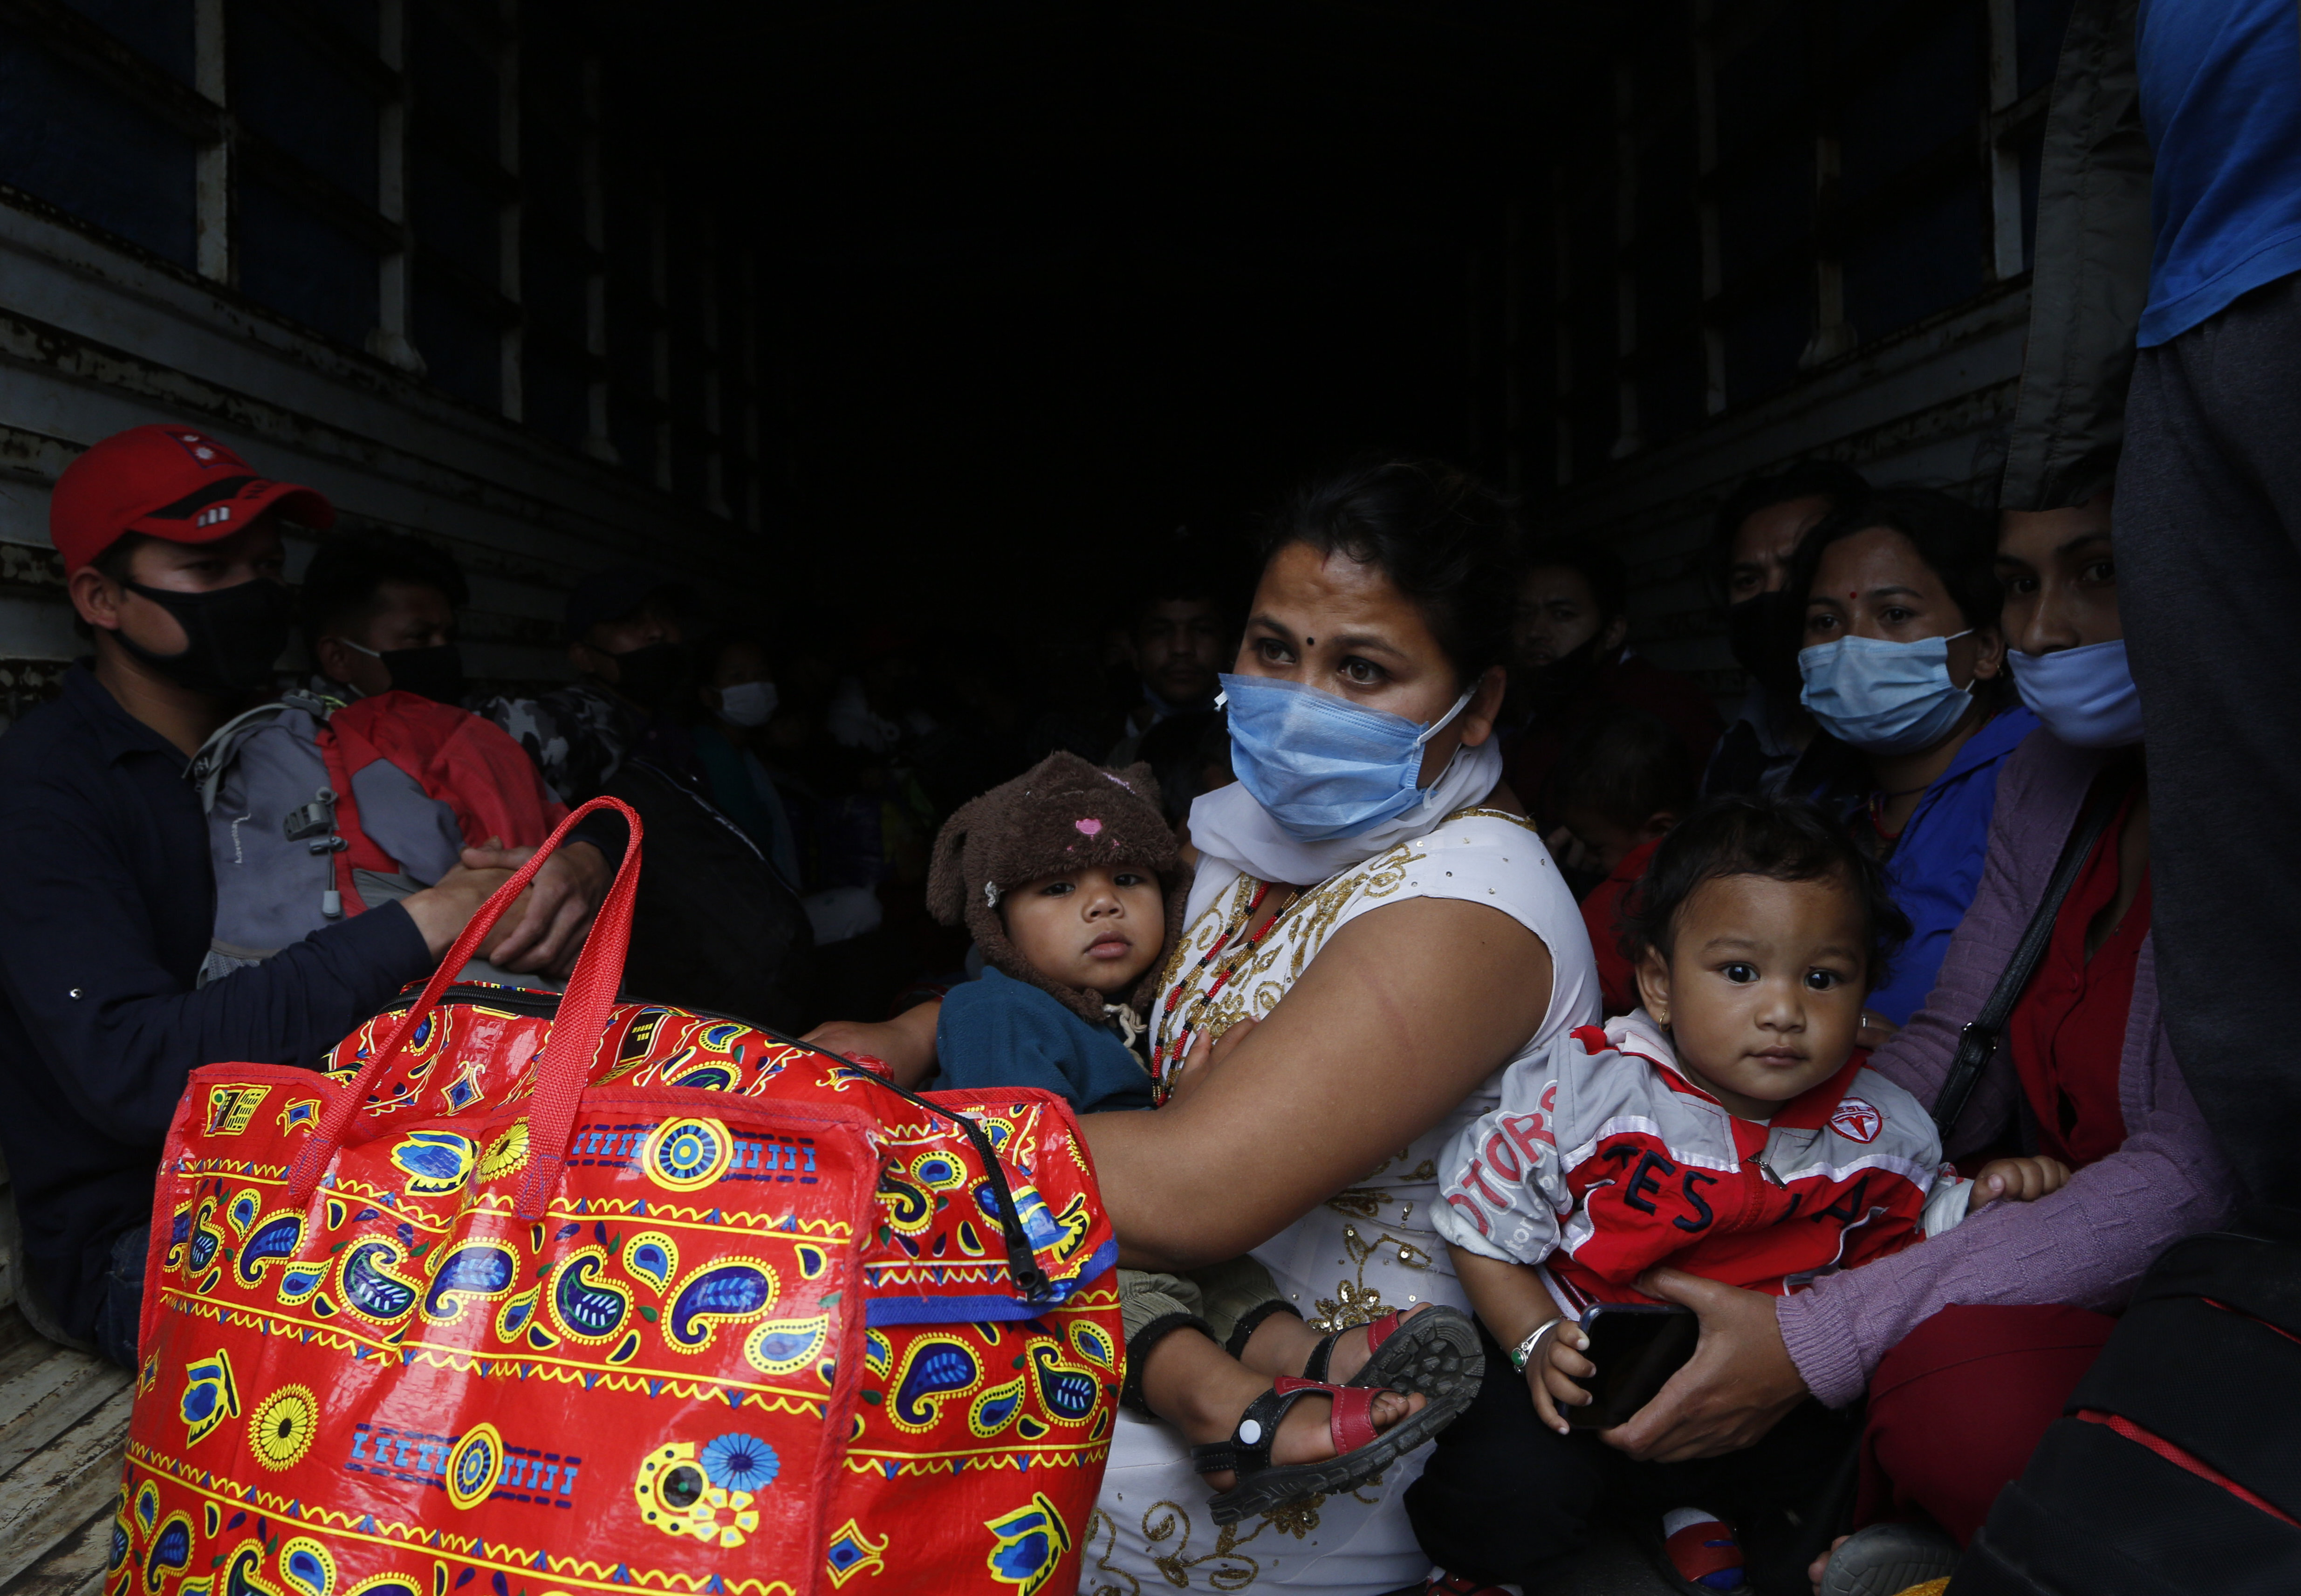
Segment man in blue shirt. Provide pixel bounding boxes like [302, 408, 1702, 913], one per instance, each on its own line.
[0, 425, 609, 1364]
[2114, 0, 2301, 1202]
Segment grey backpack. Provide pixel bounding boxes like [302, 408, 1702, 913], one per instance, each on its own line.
[186, 689, 528, 986]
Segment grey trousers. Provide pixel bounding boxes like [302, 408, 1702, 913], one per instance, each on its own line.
[1116, 1255, 1295, 1413]
[2117, 270, 2301, 1199]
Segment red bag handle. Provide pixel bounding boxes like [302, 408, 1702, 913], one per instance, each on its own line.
[286, 797, 643, 1216]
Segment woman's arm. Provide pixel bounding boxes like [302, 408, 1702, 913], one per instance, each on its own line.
[1082, 894, 1554, 1270]
[1776, 1025, 2235, 1405]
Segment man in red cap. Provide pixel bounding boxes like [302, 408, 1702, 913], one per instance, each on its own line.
[0, 424, 606, 1363]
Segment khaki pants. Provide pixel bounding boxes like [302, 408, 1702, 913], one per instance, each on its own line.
[1116, 1255, 1295, 1412]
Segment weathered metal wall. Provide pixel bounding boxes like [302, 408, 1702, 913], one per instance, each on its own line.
[0, 190, 749, 724]
[0, 0, 769, 728]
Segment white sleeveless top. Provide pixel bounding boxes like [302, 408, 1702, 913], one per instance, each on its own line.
[1083, 808, 1599, 1595]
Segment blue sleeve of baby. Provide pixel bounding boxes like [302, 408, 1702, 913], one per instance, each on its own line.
[932, 969, 1153, 1114]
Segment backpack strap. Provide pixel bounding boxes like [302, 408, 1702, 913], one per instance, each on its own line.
[187, 689, 354, 922]
[1930, 763, 2137, 1142]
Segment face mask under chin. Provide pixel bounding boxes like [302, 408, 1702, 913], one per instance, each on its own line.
[117, 577, 294, 697]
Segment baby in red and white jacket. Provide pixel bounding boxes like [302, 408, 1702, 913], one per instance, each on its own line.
[1411, 797, 2068, 1594]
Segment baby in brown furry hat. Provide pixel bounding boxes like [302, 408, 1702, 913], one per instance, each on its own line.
[813, 752, 1451, 1521]
[918, 750, 1186, 1110]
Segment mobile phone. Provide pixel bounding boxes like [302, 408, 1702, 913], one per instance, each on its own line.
[1561, 1302, 1698, 1430]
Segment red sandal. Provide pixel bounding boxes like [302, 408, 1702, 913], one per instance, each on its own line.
[1190, 1373, 1466, 1526]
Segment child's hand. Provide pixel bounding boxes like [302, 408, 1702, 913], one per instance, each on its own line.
[1164, 1016, 1256, 1108]
[803, 1007, 939, 1089]
[1971, 1155, 2072, 1204]
[1528, 1319, 1596, 1435]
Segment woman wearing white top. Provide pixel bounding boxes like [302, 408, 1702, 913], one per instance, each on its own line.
[815, 460, 1599, 1594]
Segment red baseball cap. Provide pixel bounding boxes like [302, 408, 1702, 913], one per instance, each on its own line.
[50, 424, 335, 575]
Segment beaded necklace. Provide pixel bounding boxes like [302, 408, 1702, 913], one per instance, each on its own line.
[1150, 879, 1286, 1102]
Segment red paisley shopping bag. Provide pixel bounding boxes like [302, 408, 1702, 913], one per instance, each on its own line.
[115, 799, 1121, 1596]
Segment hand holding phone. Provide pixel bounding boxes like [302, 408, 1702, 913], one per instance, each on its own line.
[1525, 1318, 1598, 1434]
[1562, 1302, 1699, 1430]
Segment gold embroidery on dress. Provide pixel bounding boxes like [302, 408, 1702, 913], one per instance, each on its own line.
[1109, 1496, 1299, 1591]
[1153, 842, 1435, 1069]
[1445, 804, 1542, 833]
[1118, 809, 1523, 1574]
[1260, 1495, 1325, 1539]
[1307, 1219, 1438, 1331]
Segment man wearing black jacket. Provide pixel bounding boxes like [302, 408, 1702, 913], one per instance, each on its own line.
[0, 425, 608, 1365]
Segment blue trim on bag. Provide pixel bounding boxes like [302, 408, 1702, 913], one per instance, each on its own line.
[863, 1239, 1116, 1326]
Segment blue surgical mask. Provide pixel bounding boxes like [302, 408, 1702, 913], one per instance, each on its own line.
[2009, 638, 2142, 748]
[1218, 672, 1474, 841]
[1799, 631, 1976, 754]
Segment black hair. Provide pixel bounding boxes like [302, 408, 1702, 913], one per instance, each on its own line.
[1128, 552, 1236, 631]
[299, 531, 469, 655]
[1541, 710, 1695, 834]
[1618, 794, 1911, 987]
[697, 624, 773, 675]
[1788, 486, 2005, 636]
[1520, 533, 1629, 625]
[1136, 706, 1233, 826]
[1710, 459, 1871, 590]
[1260, 459, 1522, 686]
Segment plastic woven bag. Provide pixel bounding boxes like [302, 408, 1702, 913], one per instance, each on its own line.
[114, 798, 1120, 1596]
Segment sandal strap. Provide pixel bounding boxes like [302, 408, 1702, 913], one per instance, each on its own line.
[1273, 1375, 1383, 1455]
[1187, 1384, 1294, 1478]
[1188, 1375, 1397, 1479]
[1301, 1329, 1340, 1384]
[1301, 1309, 1405, 1384]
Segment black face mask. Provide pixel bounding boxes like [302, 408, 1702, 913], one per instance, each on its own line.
[607, 640, 690, 709]
[1727, 590, 1808, 703]
[374, 643, 468, 706]
[118, 578, 294, 697]
[1528, 634, 1608, 704]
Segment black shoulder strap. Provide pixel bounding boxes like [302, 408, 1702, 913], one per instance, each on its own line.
[1930, 765, 2136, 1141]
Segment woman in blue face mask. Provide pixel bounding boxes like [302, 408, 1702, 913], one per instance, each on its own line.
[1791, 488, 2037, 1032]
[807, 459, 1607, 1596]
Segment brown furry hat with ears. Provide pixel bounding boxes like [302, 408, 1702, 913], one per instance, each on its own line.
[926, 751, 1191, 1026]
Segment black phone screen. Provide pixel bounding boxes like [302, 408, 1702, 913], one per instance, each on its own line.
[1562, 1303, 1699, 1430]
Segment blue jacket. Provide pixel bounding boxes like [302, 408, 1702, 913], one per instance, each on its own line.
[1863, 706, 2040, 1027]
[933, 968, 1154, 1114]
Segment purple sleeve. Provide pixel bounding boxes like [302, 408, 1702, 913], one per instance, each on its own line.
[1776, 735, 2238, 1406]
[1778, 1019, 2233, 1406]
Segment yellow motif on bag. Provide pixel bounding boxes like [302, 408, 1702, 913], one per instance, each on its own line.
[247, 1386, 318, 1471]
[984, 1493, 1071, 1596]
[632, 1441, 758, 1549]
[640, 1116, 733, 1192]
[823, 1520, 889, 1588]
[203, 1086, 269, 1137]
[178, 1348, 239, 1446]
